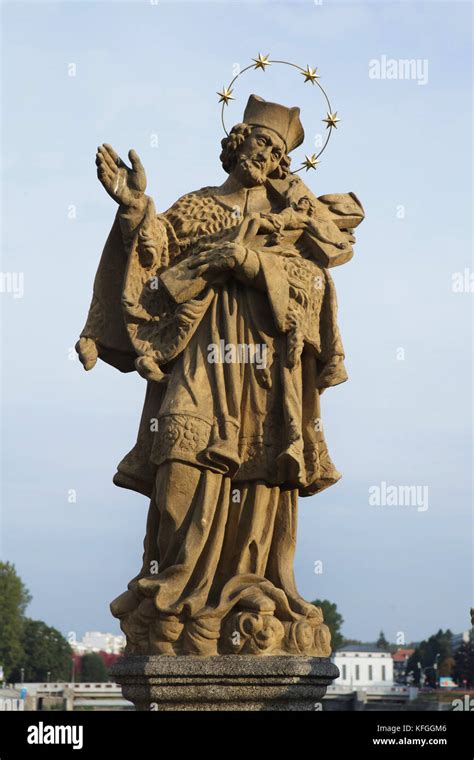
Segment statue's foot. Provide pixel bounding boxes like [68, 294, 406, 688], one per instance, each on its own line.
[149, 639, 176, 655]
[237, 586, 276, 613]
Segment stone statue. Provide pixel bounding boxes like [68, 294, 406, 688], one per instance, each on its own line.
[77, 94, 364, 659]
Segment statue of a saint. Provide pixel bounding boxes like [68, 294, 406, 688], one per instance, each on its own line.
[77, 94, 364, 657]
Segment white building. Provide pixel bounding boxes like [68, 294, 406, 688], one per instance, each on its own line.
[333, 645, 394, 687]
[71, 632, 125, 656]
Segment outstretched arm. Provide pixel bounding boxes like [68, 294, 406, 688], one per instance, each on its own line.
[76, 144, 151, 372]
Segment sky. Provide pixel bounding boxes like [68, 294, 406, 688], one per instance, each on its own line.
[1, 0, 472, 647]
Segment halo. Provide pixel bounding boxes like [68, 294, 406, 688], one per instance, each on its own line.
[217, 54, 340, 173]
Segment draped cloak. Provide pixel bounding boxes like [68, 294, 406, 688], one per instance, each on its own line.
[80, 182, 363, 500]
[79, 180, 364, 655]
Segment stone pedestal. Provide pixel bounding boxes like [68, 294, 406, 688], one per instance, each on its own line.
[111, 655, 339, 711]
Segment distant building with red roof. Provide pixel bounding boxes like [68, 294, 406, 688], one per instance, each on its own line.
[392, 648, 415, 683]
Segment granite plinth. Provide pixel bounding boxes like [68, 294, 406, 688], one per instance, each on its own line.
[111, 654, 339, 711]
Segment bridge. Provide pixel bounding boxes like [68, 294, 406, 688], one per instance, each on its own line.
[324, 684, 419, 710]
[10, 682, 131, 711]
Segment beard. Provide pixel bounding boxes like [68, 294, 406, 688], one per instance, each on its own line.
[235, 153, 268, 186]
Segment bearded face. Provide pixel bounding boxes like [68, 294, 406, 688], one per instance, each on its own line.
[235, 154, 268, 185]
[232, 127, 286, 187]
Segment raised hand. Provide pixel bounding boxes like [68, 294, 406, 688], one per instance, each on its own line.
[95, 144, 147, 208]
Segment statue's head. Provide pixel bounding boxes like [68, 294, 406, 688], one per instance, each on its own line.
[220, 94, 304, 187]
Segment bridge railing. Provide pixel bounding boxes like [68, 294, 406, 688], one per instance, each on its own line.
[13, 683, 122, 695]
[327, 684, 410, 696]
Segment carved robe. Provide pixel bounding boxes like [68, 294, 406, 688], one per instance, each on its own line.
[80, 179, 363, 656]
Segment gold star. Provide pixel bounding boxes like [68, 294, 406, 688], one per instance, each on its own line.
[300, 65, 319, 84]
[323, 111, 340, 129]
[301, 154, 320, 171]
[252, 53, 271, 71]
[217, 87, 234, 105]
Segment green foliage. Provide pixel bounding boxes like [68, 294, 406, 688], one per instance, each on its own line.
[79, 653, 108, 682]
[9, 619, 72, 683]
[377, 630, 390, 651]
[1, 561, 73, 684]
[453, 641, 474, 687]
[406, 629, 453, 686]
[311, 599, 344, 651]
[0, 562, 32, 679]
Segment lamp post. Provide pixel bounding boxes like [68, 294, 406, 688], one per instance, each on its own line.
[434, 653, 441, 688]
[417, 662, 424, 687]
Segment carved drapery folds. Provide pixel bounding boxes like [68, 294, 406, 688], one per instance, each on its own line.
[79, 180, 363, 657]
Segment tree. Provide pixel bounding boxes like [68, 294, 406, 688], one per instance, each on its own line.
[439, 656, 455, 678]
[453, 641, 474, 688]
[377, 630, 390, 652]
[0, 562, 32, 679]
[406, 629, 453, 687]
[9, 619, 72, 683]
[79, 653, 108, 682]
[311, 599, 344, 651]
